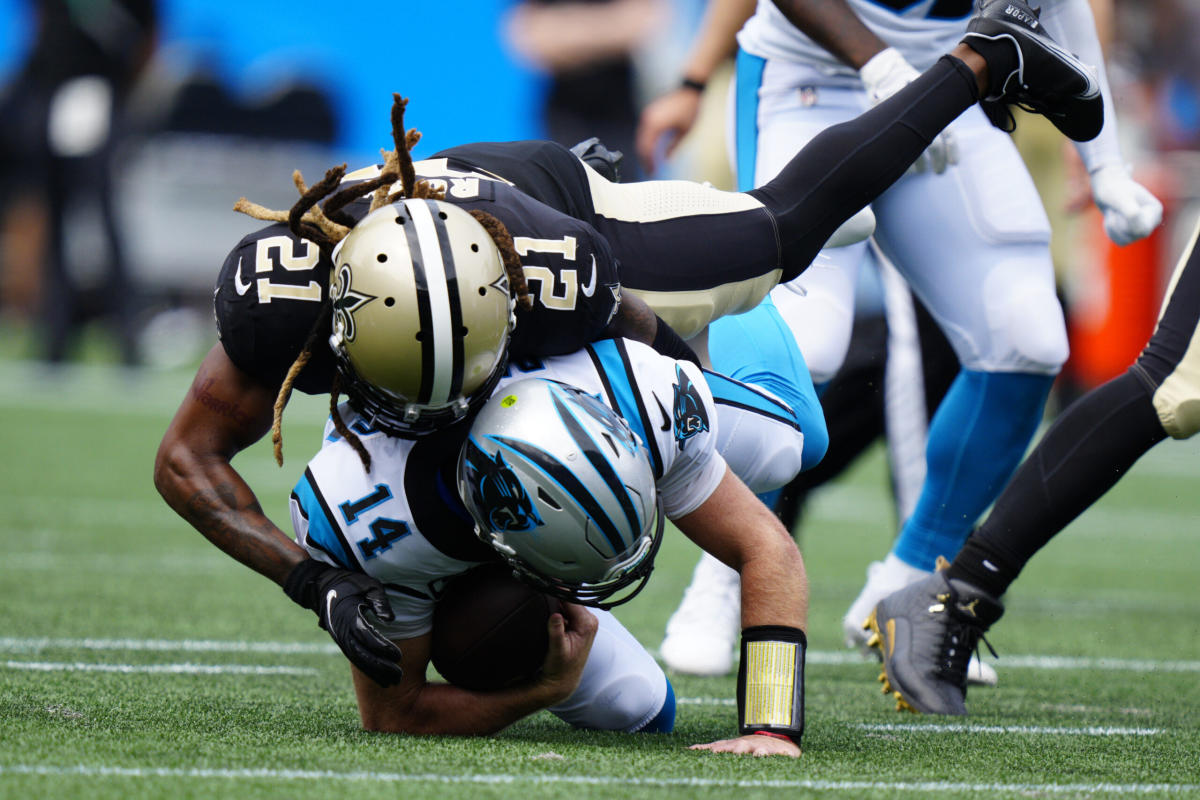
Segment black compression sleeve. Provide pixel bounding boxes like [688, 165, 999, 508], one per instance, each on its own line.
[651, 315, 701, 367]
[748, 56, 979, 282]
[949, 370, 1167, 597]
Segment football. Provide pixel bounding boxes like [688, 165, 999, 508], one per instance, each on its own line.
[430, 563, 563, 691]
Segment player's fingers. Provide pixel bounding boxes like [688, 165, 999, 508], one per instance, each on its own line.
[365, 587, 396, 621]
[560, 602, 598, 638]
[343, 638, 403, 687]
[636, 123, 669, 176]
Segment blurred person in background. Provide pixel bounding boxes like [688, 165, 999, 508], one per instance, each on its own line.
[504, 0, 669, 180]
[0, 0, 157, 366]
[1119, 0, 1200, 152]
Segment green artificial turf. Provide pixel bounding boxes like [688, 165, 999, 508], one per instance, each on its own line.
[1, 350, 1198, 799]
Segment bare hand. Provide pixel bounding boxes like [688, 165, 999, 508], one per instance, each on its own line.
[690, 734, 801, 757]
[635, 88, 703, 175]
[537, 602, 598, 702]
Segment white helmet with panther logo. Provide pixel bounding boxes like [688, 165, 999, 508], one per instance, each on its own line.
[457, 378, 664, 608]
[329, 199, 515, 437]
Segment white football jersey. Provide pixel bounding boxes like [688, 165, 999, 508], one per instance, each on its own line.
[738, 0, 974, 80]
[289, 338, 727, 640]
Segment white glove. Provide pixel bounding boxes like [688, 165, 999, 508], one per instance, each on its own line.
[859, 48, 957, 175]
[1089, 165, 1164, 246]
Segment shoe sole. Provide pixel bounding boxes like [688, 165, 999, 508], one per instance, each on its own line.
[864, 609, 920, 714]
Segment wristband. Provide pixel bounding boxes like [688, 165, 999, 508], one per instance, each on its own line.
[737, 625, 806, 745]
[680, 77, 706, 93]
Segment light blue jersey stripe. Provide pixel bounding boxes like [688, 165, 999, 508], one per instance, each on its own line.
[588, 340, 661, 478]
[703, 369, 799, 430]
[292, 470, 354, 569]
[735, 49, 767, 192]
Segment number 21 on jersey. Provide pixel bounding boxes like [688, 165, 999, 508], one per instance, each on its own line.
[251, 235, 323, 304]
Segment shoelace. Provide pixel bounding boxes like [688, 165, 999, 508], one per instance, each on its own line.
[932, 592, 999, 691]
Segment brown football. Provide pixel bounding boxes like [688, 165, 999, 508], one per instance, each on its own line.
[430, 563, 563, 691]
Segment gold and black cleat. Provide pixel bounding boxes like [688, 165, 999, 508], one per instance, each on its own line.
[863, 572, 1003, 715]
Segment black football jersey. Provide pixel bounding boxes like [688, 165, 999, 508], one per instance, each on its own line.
[214, 158, 620, 394]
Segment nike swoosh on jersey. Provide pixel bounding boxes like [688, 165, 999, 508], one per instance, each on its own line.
[326, 588, 338, 621]
[581, 255, 597, 297]
[653, 394, 671, 432]
[234, 257, 252, 296]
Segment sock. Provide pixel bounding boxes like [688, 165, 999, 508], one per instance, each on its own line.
[893, 369, 1054, 571]
[635, 679, 676, 733]
[948, 370, 1167, 596]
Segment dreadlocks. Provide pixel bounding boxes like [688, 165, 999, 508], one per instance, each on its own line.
[234, 94, 531, 469]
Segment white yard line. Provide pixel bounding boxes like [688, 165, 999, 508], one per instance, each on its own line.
[858, 723, 1160, 736]
[0, 764, 1195, 794]
[0, 637, 339, 654]
[3, 661, 316, 675]
[3, 638, 1199, 673]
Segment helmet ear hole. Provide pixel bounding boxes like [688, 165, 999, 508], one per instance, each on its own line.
[384, 297, 395, 307]
[477, 287, 487, 297]
[537, 487, 561, 510]
[471, 243, 480, 252]
[376, 253, 387, 263]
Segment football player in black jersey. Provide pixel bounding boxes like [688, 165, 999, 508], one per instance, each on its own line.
[155, 33, 1104, 711]
[866, 220, 1200, 716]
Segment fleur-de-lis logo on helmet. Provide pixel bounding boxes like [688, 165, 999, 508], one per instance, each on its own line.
[331, 264, 377, 342]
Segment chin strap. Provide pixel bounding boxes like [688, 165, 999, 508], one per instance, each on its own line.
[737, 625, 806, 745]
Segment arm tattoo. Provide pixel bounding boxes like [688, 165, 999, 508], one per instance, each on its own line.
[182, 482, 294, 578]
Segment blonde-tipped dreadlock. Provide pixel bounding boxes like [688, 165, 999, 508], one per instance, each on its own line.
[233, 93, 532, 469]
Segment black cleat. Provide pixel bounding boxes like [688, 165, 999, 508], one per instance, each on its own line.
[962, 0, 1103, 142]
[865, 563, 1004, 715]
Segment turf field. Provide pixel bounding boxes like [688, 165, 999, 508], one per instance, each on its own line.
[1, 350, 1198, 799]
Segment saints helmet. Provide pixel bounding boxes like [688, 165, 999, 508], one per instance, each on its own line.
[457, 378, 665, 609]
[329, 199, 515, 437]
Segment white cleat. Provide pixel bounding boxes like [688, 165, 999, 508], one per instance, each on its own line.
[659, 552, 741, 676]
[968, 656, 999, 687]
[846, 554, 999, 687]
[844, 555, 930, 653]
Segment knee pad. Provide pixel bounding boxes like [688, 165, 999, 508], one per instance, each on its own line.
[825, 207, 876, 248]
[1152, 374, 1200, 439]
[978, 259, 1068, 373]
[769, 270, 857, 383]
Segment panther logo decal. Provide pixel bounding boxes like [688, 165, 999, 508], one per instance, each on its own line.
[330, 264, 377, 342]
[672, 365, 709, 450]
[460, 438, 544, 532]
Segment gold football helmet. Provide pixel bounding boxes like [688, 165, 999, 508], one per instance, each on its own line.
[329, 199, 515, 437]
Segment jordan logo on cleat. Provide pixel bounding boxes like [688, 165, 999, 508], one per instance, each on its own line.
[958, 598, 980, 617]
[1003, 4, 1039, 29]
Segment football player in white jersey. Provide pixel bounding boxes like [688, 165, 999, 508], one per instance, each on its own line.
[291, 333, 810, 755]
[637, 0, 1163, 678]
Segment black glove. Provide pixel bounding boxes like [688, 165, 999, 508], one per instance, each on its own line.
[284, 559, 404, 687]
[569, 136, 624, 183]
